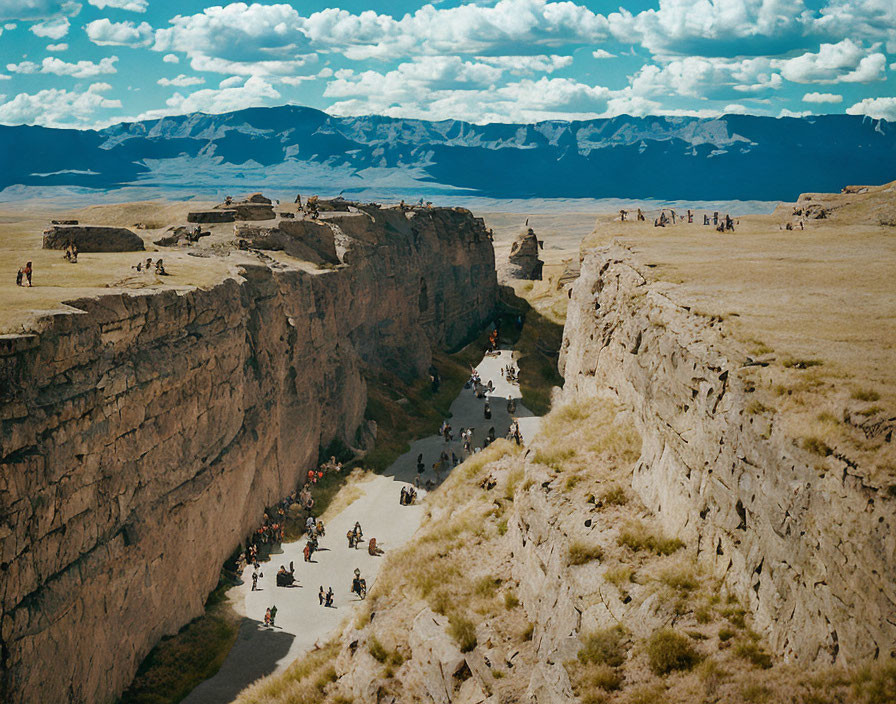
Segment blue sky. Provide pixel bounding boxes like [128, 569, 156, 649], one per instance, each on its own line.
[0, 0, 894, 128]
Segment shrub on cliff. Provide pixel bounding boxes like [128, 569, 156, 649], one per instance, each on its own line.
[578, 626, 628, 668]
[617, 521, 684, 556]
[646, 629, 701, 675]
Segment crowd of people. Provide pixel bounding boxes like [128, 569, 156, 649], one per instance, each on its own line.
[131, 257, 168, 275]
[242, 320, 527, 629]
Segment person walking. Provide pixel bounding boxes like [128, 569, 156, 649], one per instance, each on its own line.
[319, 586, 325, 606]
[252, 570, 259, 591]
[270, 605, 278, 627]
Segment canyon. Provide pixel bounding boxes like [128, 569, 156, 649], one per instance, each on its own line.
[0, 204, 496, 704]
[1, 182, 894, 704]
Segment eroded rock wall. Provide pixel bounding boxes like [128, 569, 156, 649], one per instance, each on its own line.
[559, 243, 896, 664]
[0, 207, 496, 704]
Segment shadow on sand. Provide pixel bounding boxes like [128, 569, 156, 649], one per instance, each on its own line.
[180, 619, 294, 703]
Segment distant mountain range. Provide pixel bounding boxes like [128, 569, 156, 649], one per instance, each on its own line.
[1, 106, 894, 202]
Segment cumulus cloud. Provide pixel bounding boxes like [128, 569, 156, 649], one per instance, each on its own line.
[778, 108, 812, 117]
[30, 16, 69, 39]
[474, 54, 573, 75]
[157, 74, 204, 87]
[802, 91, 842, 103]
[0, 82, 122, 127]
[815, 0, 896, 52]
[609, 0, 814, 58]
[164, 75, 280, 115]
[88, 0, 148, 12]
[162, 53, 179, 63]
[152, 0, 610, 71]
[0, 1, 79, 21]
[7, 55, 118, 78]
[773, 39, 886, 83]
[630, 56, 782, 98]
[46, 42, 67, 51]
[86, 18, 153, 46]
[846, 96, 896, 121]
[592, 49, 615, 59]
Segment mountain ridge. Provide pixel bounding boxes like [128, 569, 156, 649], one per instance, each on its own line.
[2, 106, 893, 200]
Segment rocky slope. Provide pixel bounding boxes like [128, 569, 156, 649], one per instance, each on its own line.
[0, 205, 496, 704]
[245, 237, 896, 704]
[560, 243, 896, 664]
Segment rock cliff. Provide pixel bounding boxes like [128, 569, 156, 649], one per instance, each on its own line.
[560, 243, 896, 664]
[0, 206, 496, 704]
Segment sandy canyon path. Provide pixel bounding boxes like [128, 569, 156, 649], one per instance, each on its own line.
[182, 348, 542, 703]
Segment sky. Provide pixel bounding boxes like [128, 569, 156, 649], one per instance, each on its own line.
[0, 0, 894, 129]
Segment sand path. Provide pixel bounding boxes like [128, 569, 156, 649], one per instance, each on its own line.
[182, 348, 541, 703]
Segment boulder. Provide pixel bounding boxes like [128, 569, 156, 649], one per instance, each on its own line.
[213, 194, 276, 220]
[154, 226, 209, 247]
[507, 227, 543, 280]
[43, 225, 144, 252]
[188, 210, 235, 224]
[229, 204, 276, 221]
[234, 219, 339, 264]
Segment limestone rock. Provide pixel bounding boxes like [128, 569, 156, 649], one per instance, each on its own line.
[42, 225, 144, 252]
[507, 228, 543, 280]
[560, 243, 896, 664]
[0, 204, 497, 704]
[187, 210, 235, 224]
[235, 220, 339, 265]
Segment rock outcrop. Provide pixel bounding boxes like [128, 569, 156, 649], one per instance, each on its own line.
[560, 243, 896, 664]
[214, 194, 276, 220]
[507, 227, 543, 280]
[0, 206, 497, 704]
[235, 219, 339, 265]
[187, 210, 235, 224]
[43, 225, 145, 252]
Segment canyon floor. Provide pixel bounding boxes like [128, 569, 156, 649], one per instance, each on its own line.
[180, 349, 540, 703]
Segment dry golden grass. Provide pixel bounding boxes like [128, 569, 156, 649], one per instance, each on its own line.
[319, 468, 375, 524]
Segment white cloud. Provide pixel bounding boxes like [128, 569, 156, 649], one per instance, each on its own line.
[815, 0, 896, 53]
[774, 39, 886, 83]
[152, 0, 610, 71]
[778, 108, 812, 118]
[164, 75, 280, 115]
[0, 82, 122, 127]
[86, 18, 153, 46]
[846, 97, 896, 121]
[88, 0, 147, 12]
[630, 56, 781, 98]
[475, 54, 573, 75]
[592, 49, 615, 59]
[0, 1, 79, 22]
[162, 53, 179, 63]
[609, 0, 814, 58]
[46, 42, 67, 51]
[4, 23, 17, 30]
[802, 91, 842, 103]
[30, 16, 69, 39]
[157, 73, 204, 87]
[7, 55, 118, 78]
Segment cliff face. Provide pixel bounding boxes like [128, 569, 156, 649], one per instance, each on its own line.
[0, 206, 496, 704]
[559, 243, 896, 664]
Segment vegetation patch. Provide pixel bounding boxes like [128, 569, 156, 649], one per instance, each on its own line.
[617, 521, 684, 556]
[782, 358, 823, 369]
[119, 575, 241, 704]
[568, 539, 605, 565]
[801, 436, 833, 457]
[646, 629, 701, 676]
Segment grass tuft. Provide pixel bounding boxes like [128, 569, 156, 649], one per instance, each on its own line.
[617, 521, 684, 556]
[646, 629, 701, 676]
[569, 540, 605, 565]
